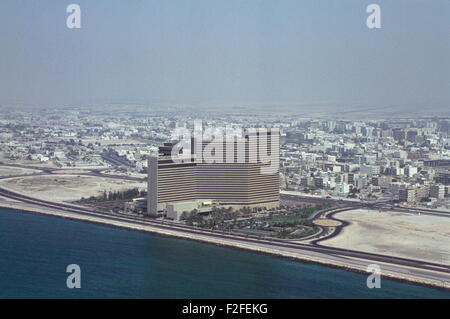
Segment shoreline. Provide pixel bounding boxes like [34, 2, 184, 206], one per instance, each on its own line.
[0, 201, 449, 292]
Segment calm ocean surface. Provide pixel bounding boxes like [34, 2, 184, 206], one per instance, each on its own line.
[0, 208, 449, 298]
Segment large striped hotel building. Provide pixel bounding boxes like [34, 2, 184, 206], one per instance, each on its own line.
[147, 128, 280, 216]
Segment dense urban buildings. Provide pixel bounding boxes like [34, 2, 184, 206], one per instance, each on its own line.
[0, 106, 449, 213]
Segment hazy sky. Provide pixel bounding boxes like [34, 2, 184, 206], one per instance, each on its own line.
[0, 0, 448, 111]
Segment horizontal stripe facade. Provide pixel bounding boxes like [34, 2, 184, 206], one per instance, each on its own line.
[148, 129, 280, 213]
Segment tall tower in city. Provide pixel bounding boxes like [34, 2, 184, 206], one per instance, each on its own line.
[147, 128, 280, 216]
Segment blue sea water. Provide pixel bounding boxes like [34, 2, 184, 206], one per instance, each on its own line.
[0, 208, 449, 299]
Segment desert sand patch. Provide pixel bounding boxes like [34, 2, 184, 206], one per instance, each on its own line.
[0, 174, 146, 203]
[322, 209, 450, 265]
[313, 219, 342, 227]
[0, 166, 41, 177]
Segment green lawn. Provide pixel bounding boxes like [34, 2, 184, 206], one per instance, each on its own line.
[261, 204, 331, 223]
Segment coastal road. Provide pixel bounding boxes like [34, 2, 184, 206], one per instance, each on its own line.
[0, 187, 449, 289]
